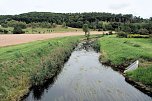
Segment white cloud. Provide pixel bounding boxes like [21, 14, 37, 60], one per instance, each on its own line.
[109, 3, 130, 10]
[0, 0, 151, 18]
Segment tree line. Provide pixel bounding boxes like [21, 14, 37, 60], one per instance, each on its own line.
[0, 12, 152, 35]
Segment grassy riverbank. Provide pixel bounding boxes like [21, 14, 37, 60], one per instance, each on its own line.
[99, 35, 152, 86]
[0, 36, 80, 101]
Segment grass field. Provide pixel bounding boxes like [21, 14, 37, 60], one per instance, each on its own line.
[0, 36, 80, 101]
[24, 26, 82, 34]
[99, 35, 152, 86]
[0, 25, 82, 34]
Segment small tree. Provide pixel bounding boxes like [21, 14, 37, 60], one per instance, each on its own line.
[62, 22, 66, 28]
[83, 24, 90, 40]
[83, 24, 89, 36]
[52, 23, 57, 28]
[3, 29, 8, 34]
[13, 25, 25, 34]
[93, 24, 97, 31]
[7, 20, 27, 29]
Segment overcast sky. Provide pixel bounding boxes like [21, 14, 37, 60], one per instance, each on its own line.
[0, 0, 151, 18]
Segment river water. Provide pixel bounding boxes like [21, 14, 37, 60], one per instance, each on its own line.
[23, 42, 152, 101]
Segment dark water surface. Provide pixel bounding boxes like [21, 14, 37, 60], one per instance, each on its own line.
[24, 43, 152, 101]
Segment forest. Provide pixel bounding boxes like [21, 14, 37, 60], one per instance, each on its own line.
[0, 12, 152, 35]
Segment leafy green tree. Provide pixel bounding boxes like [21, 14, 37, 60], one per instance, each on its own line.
[7, 20, 27, 29]
[1, 23, 8, 28]
[97, 21, 103, 29]
[83, 24, 89, 36]
[144, 23, 152, 34]
[62, 22, 66, 28]
[13, 25, 25, 34]
[120, 24, 131, 33]
[93, 25, 97, 31]
[1, 12, 152, 33]
[105, 24, 113, 30]
[150, 17, 152, 21]
[83, 24, 90, 40]
[0, 28, 3, 34]
[3, 30, 8, 34]
[52, 23, 57, 28]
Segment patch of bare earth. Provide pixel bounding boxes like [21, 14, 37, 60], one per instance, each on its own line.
[0, 31, 105, 47]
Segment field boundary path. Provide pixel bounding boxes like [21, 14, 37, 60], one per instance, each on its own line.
[0, 31, 105, 47]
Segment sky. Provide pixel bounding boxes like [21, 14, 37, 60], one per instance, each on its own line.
[0, 0, 151, 18]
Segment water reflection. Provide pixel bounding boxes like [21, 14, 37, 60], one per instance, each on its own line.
[30, 68, 63, 100]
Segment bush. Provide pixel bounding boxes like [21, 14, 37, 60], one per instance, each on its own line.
[149, 34, 152, 38]
[109, 31, 113, 35]
[62, 22, 66, 28]
[117, 32, 128, 38]
[52, 23, 57, 28]
[138, 28, 149, 35]
[0, 29, 9, 34]
[13, 25, 25, 34]
[1, 24, 8, 28]
[92, 40, 100, 52]
[128, 34, 149, 38]
[3, 30, 8, 34]
[0, 28, 3, 33]
[7, 20, 27, 29]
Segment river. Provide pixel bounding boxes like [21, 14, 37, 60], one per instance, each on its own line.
[23, 42, 152, 101]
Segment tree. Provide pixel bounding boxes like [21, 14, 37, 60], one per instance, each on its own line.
[3, 29, 8, 34]
[105, 24, 113, 30]
[83, 24, 89, 36]
[7, 20, 27, 29]
[62, 22, 66, 28]
[150, 17, 152, 21]
[97, 21, 103, 29]
[13, 25, 25, 34]
[120, 24, 132, 33]
[93, 24, 97, 31]
[144, 23, 152, 34]
[52, 23, 57, 28]
[83, 24, 90, 40]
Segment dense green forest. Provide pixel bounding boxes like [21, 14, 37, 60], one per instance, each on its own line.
[0, 12, 152, 34]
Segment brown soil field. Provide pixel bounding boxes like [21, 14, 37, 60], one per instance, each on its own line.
[0, 31, 105, 47]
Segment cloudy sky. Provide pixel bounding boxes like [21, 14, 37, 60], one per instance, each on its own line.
[0, 0, 151, 18]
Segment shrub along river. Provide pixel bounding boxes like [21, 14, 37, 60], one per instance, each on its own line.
[23, 42, 152, 101]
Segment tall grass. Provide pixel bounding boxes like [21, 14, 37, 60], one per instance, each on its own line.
[0, 36, 80, 101]
[126, 66, 152, 86]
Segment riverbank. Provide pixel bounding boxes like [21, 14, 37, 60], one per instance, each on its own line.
[0, 36, 80, 101]
[98, 35, 152, 95]
[23, 40, 152, 101]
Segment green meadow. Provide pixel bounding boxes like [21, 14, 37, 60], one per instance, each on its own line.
[0, 26, 82, 34]
[99, 35, 152, 86]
